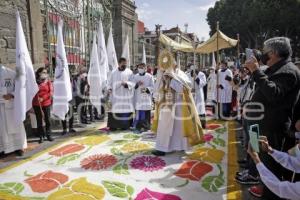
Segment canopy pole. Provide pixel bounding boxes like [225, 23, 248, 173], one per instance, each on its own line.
[216, 21, 220, 120]
[237, 33, 240, 67]
[155, 24, 162, 66]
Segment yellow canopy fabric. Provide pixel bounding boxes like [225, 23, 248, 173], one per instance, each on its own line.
[195, 30, 238, 53]
[159, 34, 194, 52]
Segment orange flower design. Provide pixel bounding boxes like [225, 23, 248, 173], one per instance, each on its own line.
[206, 124, 222, 130]
[25, 171, 68, 193]
[81, 154, 118, 171]
[174, 161, 213, 181]
[49, 144, 85, 157]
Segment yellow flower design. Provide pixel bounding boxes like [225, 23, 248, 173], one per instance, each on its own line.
[0, 192, 25, 200]
[188, 148, 225, 164]
[47, 177, 105, 200]
[75, 135, 110, 146]
[121, 142, 152, 153]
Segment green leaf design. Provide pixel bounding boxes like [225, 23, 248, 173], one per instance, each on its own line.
[201, 175, 225, 192]
[111, 147, 124, 156]
[123, 134, 141, 140]
[0, 182, 24, 195]
[25, 197, 47, 200]
[113, 164, 130, 175]
[56, 154, 80, 165]
[215, 128, 226, 134]
[24, 170, 33, 177]
[212, 138, 226, 147]
[102, 181, 134, 198]
[112, 140, 129, 146]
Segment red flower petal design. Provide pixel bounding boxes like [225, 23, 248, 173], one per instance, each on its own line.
[206, 124, 222, 130]
[174, 161, 213, 181]
[80, 154, 118, 171]
[25, 171, 68, 193]
[49, 144, 85, 157]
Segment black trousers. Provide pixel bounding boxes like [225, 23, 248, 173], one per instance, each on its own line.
[218, 103, 231, 119]
[61, 106, 74, 131]
[199, 114, 206, 129]
[33, 105, 51, 137]
[107, 113, 133, 130]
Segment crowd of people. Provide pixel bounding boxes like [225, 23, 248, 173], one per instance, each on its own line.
[1, 36, 300, 199]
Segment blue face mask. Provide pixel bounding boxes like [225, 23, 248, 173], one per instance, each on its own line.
[288, 144, 300, 157]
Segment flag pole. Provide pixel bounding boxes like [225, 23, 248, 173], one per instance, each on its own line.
[216, 21, 220, 119]
[237, 33, 240, 67]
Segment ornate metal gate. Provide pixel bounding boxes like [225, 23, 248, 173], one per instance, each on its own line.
[40, 0, 113, 76]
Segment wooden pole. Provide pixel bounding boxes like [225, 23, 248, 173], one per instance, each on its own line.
[216, 21, 220, 119]
[237, 33, 240, 66]
[155, 24, 162, 66]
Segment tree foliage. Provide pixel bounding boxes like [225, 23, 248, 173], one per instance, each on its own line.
[207, 0, 300, 58]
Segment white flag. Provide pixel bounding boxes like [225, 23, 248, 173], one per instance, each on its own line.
[142, 43, 146, 64]
[212, 52, 216, 69]
[107, 27, 118, 71]
[52, 20, 72, 120]
[14, 11, 39, 125]
[88, 34, 102, 113]
[121, 34, 130, 66]
[97, 21, 109, 84]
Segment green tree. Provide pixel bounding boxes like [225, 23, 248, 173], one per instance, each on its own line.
[207, 0, 300, 58]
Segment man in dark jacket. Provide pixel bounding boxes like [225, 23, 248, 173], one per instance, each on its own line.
[245, 37, 300, 200]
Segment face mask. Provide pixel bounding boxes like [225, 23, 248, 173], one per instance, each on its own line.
[288, 144, 300, 157]
[120, 65, 126, 70]
[80, 73, 87, 79]
[138, 68, 145, 74]
[40, 74, 48, 80]
[261, 53, 270, 65]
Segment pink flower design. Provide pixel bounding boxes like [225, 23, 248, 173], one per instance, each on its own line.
[203, 133, 214, 142]
[81, 154, 118, 171]
[130, 156, 166, 172]
[135, 188, 182, 200]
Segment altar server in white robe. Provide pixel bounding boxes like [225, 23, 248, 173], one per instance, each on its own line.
[107, 57, 135, 131]
[152, 65, 204, 156]
[194, 71, 207, 128]
[216, 60, 233, 119]
[0, 65, 27, 156]
[207, 67, 217, 102]
[132, 63, 154, 132]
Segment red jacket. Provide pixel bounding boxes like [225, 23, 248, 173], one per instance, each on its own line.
[32, 80, 53, 107]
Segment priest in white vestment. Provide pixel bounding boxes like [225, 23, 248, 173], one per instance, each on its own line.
[107, 58, 135, 131]
[194, 71, 207, 128]
[0, 65, 27, 156]
[132, 63, 154, 132]
[216, 61, 233, 119]
[152, 65, 204, 156]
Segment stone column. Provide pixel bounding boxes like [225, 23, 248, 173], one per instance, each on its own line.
[27, 0, 44, 68]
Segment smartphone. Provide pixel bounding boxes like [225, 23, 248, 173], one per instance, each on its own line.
[249, 124, 260, 153]
[246, 48, 254, 61]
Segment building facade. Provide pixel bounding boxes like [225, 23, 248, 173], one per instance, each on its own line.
[0, 0, 138, 70]
[138, 24, 207, 69]
[0, 0, 44, 68]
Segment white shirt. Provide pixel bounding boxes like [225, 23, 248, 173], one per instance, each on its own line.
[194, 71, 207, 115]
[108, 68, 135, 113]
[133, 73, 154, 111]
[207, 72, 217, 102]
[256, 150, 300, 200]
[217, 68, 233, 103]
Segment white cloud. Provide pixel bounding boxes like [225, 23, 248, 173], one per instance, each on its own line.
[142, 2, 150, 8]
[136, 8, 158, 21]
[195, 2, 215, 11]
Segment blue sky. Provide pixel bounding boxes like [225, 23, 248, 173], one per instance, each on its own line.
[135, 0, 218, 40]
